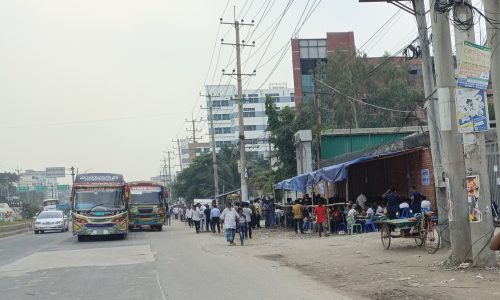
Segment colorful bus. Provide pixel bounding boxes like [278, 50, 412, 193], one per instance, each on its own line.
[43, 198, 59, 211]
[71, 173, 128, 241]
[127, 181, 166, 231]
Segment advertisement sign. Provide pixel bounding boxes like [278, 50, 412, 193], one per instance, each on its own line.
[467, 175, 482, 223]
[35, 186, 48, 192]
[456, 88, 489, 133]
[457, 41, 491, 90]
[57, 184, 70, 191]
[45, 167, 66, 178]
[16, 186, 28, 193]
[421, 169, 430, 186]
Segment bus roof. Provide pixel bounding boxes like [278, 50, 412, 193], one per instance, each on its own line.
[74, 173, 125, 186]
[127, 181, 164, 188]
[43, 199, 59, 203]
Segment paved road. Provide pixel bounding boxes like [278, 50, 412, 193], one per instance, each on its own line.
[0, 221, 349, 299]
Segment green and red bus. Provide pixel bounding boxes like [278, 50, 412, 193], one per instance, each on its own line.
[127, 181, 167, 231]
[71, 173, 128, 241]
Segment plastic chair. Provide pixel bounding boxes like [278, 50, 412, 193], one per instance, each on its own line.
[399, 208, 410, 219]
[363, 214, 377, 232]
[347, 215, 362, 234]
[335, 221, 346, 233]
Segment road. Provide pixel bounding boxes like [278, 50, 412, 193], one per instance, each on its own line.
[0, 221, 349, 300]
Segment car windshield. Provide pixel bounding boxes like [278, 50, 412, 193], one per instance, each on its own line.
[130, 190, 162, 205]
[75, 188, 124, 211]
[38, 211, 62, 219]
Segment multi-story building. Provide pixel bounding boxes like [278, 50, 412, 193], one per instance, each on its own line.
[18, 169, 59, 199]
[205, 84, 295, 159]
[178, 139, 211, 170]
[291, 31, 423, 107]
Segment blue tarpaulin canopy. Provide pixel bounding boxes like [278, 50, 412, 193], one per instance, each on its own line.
[274, 149, 415, 192]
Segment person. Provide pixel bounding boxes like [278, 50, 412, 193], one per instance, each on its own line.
[166, 206, 172, 226]
[382, 187, 400, 219]
[237, 207, 249, 246]
[249, 200, 257, 229]
[220, 202, 239, 246]
[376, 202, 384, 215]
[409, 186, 422, 214]
[204, 205, 211, 232]
[242, 202, 253, 238]
[421, 196, 432, 212]
[292, 200, 304, 234]
[274, 207, 284, 226]
[173, 206, 179, 220]
[262, 200, 271, 228]
[179, 207, 184, 222]
[210, 204, 221, 233]
[185, 205, 193, 227]
[192, 204, 201, 233]
[356, 193, 368, 210]
[490, 232, 500, 250]
[365, 204, 374, 220]
[314, 200, 327, 237]
[254, 199, 262, 228]
[330, 206, 344, 233]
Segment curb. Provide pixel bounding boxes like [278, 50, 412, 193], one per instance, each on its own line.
[0, 223, 31, 239]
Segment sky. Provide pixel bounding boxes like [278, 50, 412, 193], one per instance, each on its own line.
[0, 0, 423, 183]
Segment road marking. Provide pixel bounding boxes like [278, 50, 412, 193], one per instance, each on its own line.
[155, 271, 168, 300]
[0, 245, 155, 277]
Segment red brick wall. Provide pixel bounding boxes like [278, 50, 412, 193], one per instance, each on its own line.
[406, 148, 436, 207]
[326, 32, 356, 54]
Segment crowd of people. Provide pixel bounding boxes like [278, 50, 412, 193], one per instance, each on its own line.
[168, 186, 434, 244]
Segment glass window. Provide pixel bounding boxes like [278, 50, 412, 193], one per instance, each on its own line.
[308, 40, 318, 47]
[300, 48, 309, 59]
[318, 46, 327, 58]
[244, 125, 257, 131]
[318, 39, 326, 46]
[299, 40, 308, 47]
[309, 47, 319, 59]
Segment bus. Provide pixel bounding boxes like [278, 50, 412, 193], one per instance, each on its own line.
[71, 173, 128, 241]
[43, 198, 59, 211]
[127, 181, 166, 231]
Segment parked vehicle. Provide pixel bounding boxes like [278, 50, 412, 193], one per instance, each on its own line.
[127, 181, 167, 231]
[34, 210, 69, 234]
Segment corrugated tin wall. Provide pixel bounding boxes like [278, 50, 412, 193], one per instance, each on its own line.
[486, 140, 500, 206]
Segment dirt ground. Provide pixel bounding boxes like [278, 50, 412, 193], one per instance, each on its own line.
[212, 226, 500, 300]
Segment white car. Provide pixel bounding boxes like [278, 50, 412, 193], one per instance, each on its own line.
[34, 210, 69, 234]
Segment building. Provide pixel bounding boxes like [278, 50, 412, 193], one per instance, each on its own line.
[18, 169, 59, 200]
[291, 31, 423, 107]
[178, 139, 211, 170]
[204, 84, 295, 159]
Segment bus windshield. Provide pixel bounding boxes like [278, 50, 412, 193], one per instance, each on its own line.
[43, 199, 59, 206]
[75, 188, 124, 211]
[130, 190, 162, 205]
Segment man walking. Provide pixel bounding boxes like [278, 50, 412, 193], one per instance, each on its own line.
[204, 204, 211, 232]
[292, 200, 304, 234]
[192, 204, 201, 233]
[210, 204, 221, 233]
[220, 201, 239, 245]
[242, 202, 253, 238]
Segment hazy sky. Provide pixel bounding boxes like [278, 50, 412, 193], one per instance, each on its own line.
[0, 0, 418, 183]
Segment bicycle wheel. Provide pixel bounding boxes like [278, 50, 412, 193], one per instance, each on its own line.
[381, 225, 391, 249]
[425, 224, 440, 254]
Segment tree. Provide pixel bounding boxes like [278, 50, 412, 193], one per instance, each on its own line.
[314, 51, 424, 129]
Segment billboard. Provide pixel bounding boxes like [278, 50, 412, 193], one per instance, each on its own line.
[455, 88, 489, 133]
[457, 41, 491, 90]
[46, 167, 66, 178]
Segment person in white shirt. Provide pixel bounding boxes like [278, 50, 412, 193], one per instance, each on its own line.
[356, 193, 368, 210]
[185, 206, 193, 227]
[220, 202, 239, 245]
[191, 204, 201, 233]
[421, 197, 432, 212]
[399, 201, 410, 209]
[376, 203, 384, 215]
[242, 203, 253, 239]
[173, 206, 179, 220]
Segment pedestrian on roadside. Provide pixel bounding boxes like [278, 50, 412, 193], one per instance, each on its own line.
[173, 206, 179, 220]
[204, 204, 211, 232]
[314, 200, 327, 237]
[186, 205, 193, 227]
[220, 201, 239, 246]
[254, 199, 262, 228]
[292, 200, 304, 234]
[166, 206, 172, 226]
[249, 200, 257, 229]
[242, 202, 252, 239]
[382, 187, 400, 219]
[237, 207, 249, 246]
[192, 204, 201, 233]
[210, 204, 221, 233]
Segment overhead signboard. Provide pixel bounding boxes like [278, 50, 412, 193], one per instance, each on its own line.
[457, 41, 491, 90]
[57, 184, 70, 191]
[16, 186, 28, 193]
[46, 167, 66, 178]
[35, 186, 48, 192]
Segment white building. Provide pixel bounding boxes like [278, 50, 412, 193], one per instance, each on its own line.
[205, 84, 295, 159]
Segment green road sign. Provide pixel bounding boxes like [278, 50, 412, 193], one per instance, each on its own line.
[35, 186, 48, 192]
[16, 186, 28, 193]
[57, 184, 70, 191]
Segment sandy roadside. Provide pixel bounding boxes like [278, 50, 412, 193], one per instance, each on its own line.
[199, 226, 500, 300]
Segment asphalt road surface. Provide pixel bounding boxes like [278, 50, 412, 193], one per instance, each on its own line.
[0, 221, 349, 300]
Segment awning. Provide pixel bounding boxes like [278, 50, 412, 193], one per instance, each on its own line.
[274, 148, 421, 192]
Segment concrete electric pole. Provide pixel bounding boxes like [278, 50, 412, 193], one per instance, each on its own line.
[221, 14, 255, 203]
[430, 3, 471, 264]
[452, 1, 495, 266]
[201, 93, 220, 201]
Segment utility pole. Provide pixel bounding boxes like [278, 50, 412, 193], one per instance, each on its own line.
[431, 3, 471, 264]
[176, 139, 183, 171]
[484, 0, 500, 167]
[313, 87, 322, 169]
[201, 93, 220, 201]
[186, 115, 201, 143]
[452, 0, 495, 266]
[70, 166, 75, 185]
[413, 0, 450, 248]
[221, 13, 255, 203]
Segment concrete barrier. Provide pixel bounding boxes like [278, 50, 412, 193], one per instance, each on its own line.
[0, 222, 31, 238]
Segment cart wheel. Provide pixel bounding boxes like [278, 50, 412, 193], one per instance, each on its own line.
[381, 225, 391, 249]
[425, 224, 440, 254]
[414, 231, 425, 247]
